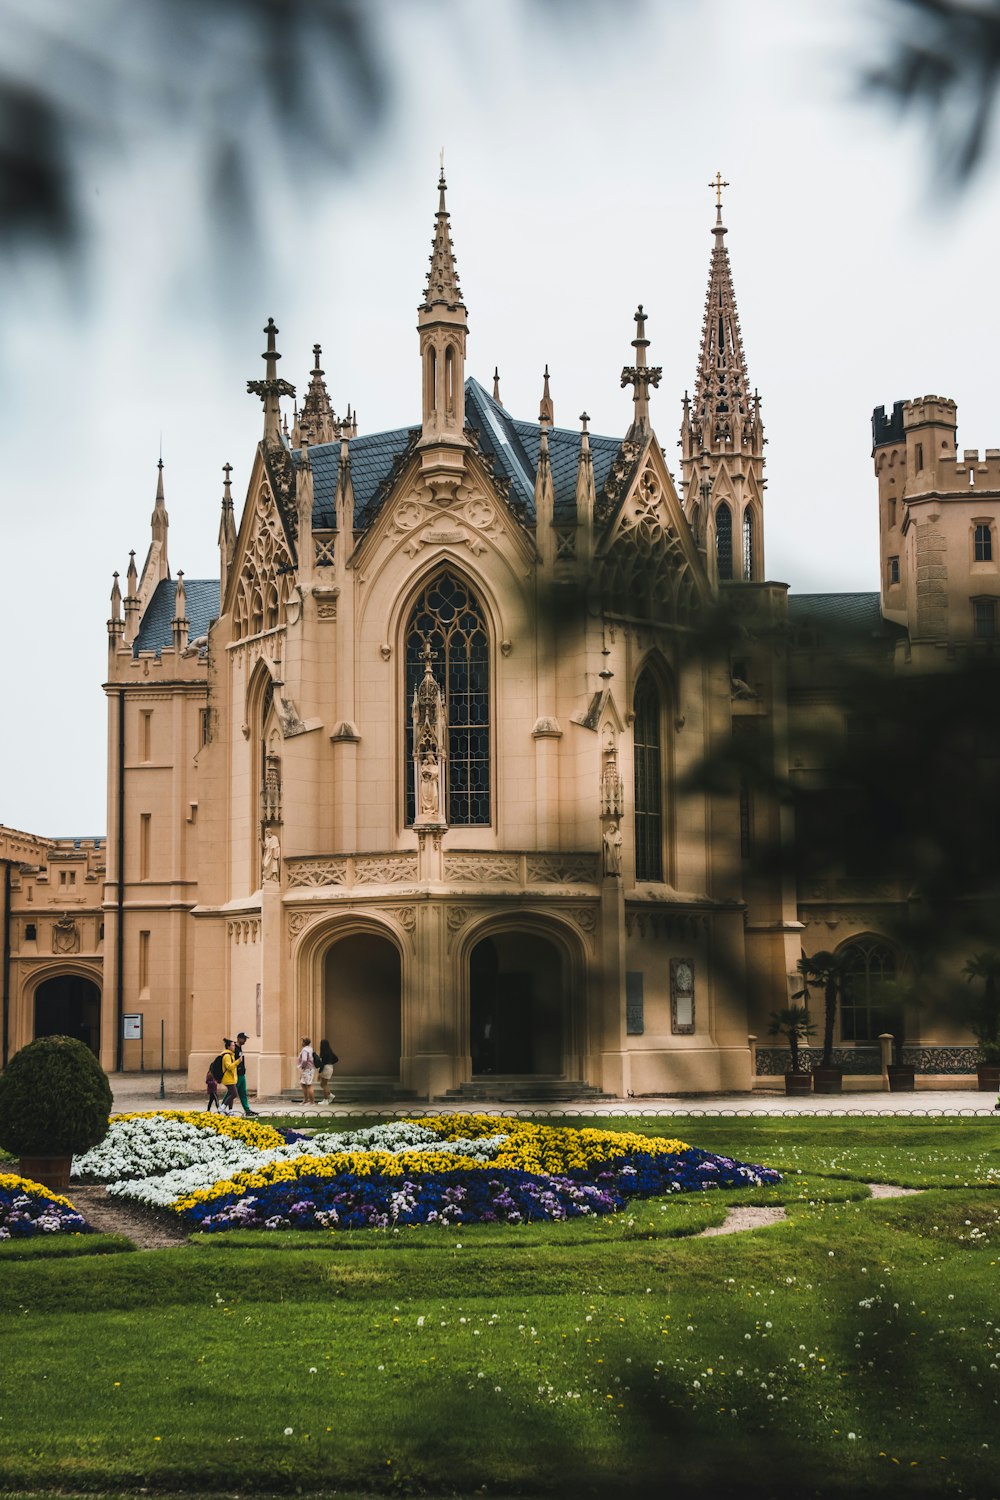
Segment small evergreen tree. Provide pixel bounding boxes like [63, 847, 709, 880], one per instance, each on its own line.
[0, 1036, 112, 1157]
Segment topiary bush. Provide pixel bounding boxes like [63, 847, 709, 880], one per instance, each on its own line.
[0, 1036, 112, 1157]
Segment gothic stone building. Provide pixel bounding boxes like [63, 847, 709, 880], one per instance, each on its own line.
[2, 176, 996, 1093]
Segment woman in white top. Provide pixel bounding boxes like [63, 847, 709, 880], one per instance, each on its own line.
[297, 1036, 316, 1103]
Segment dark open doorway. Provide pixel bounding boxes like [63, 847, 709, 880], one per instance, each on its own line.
[34, 975, 101, 1056]
[469, 932, 564, 1075]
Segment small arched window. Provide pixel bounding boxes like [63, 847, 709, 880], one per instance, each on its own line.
[742, 508, 754, 581]
[633, 670, 663, 882]
[445, 345, 455, 414]
[716, 503, 733, 581]
[427, 348, 437, 414]
[974, 522, 993, 562]
[405, 572, 490, 826]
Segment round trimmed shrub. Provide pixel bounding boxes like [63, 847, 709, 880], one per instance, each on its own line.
[0, 1036, 112, 1157]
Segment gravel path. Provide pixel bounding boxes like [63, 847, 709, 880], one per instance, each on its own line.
[69, 1184, 189, 1250]
[698, 1205, 788, 1237]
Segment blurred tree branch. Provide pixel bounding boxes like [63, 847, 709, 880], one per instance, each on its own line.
[865, 0, 1000, 182]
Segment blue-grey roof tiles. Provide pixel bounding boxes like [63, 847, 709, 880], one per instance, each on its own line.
[787, 592, 902, 641]
[289, 377, 626, 532]
[133, 577, 221, 656]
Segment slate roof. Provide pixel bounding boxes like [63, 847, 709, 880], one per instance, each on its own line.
[291, 376, 624, 530]
[133, 577, 221, 656]
[786, 592, 903, 641]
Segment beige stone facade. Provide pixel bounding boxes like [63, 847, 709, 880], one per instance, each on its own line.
[3, 176, 997, 1091]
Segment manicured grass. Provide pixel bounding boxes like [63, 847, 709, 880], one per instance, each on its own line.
[1, 1117, 998, 1497]
[0, 1234, 135, 1263]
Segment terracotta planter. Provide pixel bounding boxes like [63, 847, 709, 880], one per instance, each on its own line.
[18, 1155, 73, 1193]
[811, 1066, 844, 1095]
[976, 1063, 1000, 1093]
[784, 1071, 813, 1096]
[887, 1064, 916, 1092]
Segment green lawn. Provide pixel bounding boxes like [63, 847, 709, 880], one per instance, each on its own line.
[1, 1116, 998, 1497]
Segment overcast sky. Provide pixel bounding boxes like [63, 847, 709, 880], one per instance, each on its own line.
[2, 0, 998, 836]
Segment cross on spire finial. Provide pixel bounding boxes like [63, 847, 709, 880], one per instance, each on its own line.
[709, 170, 729, 211]
[419, 639, 438, 671]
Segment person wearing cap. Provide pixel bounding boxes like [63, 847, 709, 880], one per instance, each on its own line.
[220, 1039, 239, 1112]
[233, 1032, 258, 1116]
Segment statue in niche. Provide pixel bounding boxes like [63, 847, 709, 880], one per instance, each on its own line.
[262, 750, 282, 823]
[52, 913, 80, 954]
[603, 820, 623, 877]
[419, 752, 441, 815]
[600, 728, 624, 819]
[411, 641, 447, 828]
[262, 830, 281, 884]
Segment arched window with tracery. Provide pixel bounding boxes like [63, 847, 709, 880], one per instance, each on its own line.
[633, 669, 663, 882]
[839, 938, 898, 1042]
[404, 572, 491, 826]
[716, 503, 733, 581]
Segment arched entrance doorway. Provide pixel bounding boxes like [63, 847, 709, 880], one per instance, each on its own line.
[323, 933, 401, 1077]
[34, 975, 101, 1056]
[469, 932, 564, 1075]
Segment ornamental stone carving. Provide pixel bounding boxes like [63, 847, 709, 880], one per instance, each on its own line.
[395, 906, 417, 937]
[525, 854, 599, 885]
[570, 907, 598, 934]
[444, 854, 520, 884]
[227, 918, 261, 944]
[354, 855, 419, 884]
[285, 859, 349, 889]
[52, 914, 80, 954]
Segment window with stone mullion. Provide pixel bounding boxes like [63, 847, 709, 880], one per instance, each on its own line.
[405, 574, 491, 826]
[633, 674, 663, 881]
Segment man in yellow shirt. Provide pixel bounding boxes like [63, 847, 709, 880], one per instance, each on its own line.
[220, 1039, 239, 1112]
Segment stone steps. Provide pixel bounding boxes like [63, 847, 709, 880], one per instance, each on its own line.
[438, 1076, 612, 1104]
[280, 1079, 420, 1104]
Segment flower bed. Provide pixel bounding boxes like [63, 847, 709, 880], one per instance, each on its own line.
[71, 1111, 781, 1233]
[0, 1171, 92, 1240]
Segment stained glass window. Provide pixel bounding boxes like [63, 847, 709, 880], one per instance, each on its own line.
[716, 503, 733, 581]
[633, 671, 663, 881]
[405, 572, 490, 825]
[742, 508, 754, 580]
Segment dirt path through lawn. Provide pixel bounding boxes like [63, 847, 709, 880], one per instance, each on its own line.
[70, 1185, 189, 1250]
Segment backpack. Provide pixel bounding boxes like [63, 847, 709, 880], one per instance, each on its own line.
[209, 1053, 224, 1083]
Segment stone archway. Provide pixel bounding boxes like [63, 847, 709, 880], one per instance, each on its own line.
[469, 931, 565, 1076]
[323, 933, 402, 1077]
[34, 975, 102, 1056]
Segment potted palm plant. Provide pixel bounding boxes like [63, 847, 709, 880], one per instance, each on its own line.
[963, 952, 1000, 1092]
[794, 951, 846, 1094]
[0, 1035, 112, 1190]
[767, 1005, 816, 1095]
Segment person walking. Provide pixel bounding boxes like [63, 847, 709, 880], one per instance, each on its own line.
[220, 1039, 239, 1112]
[318, 1039, 338, 1102]
[205, 1064, 221, 1111]
[234, 1032, 258, 1116]
[297, 1037, 316, 1104]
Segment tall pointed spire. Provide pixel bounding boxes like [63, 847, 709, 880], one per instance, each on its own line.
[298, 343, 338, 445]
[218, 462, 237, 599]
[247, 317, 296, 443]
[680, 177, 766, 583]
[418, 165, 469, 459]
[539, 365, 554, 427]
[147, 455, 170, 581]
[492, 367, 502, 405]
[422, 164, 465, 311]
[686, 174, 753, 454]
[620, 306, 661, 438]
